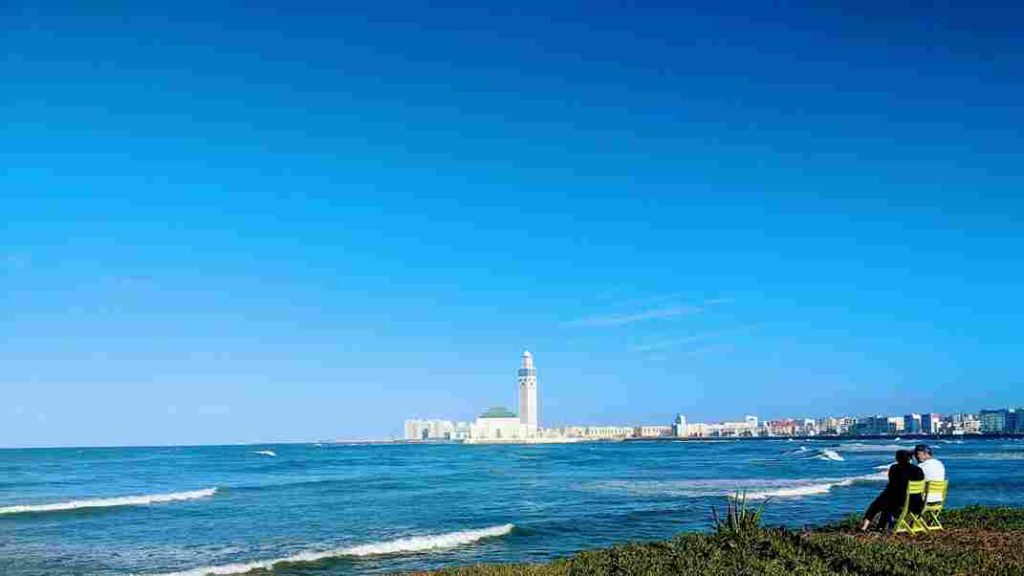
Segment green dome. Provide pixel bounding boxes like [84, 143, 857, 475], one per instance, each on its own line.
[480, 406, 517, 419]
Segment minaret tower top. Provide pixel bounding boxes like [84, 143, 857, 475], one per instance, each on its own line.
[518, 350, 538, 432]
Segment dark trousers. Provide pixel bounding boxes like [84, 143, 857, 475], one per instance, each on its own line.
[865, 490, 922, 527]
[864, 491, 896, 527]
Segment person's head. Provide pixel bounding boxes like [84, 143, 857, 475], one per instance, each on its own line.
[914, 444, 933, 463]
[896, 449, 913, 465]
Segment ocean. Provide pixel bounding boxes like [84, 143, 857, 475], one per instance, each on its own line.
[2, 438, 1023, 575]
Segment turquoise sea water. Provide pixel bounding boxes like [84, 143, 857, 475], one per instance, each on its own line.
[2, 438, 1023, 575]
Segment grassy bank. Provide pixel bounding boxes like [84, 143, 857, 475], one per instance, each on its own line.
[418, 505, 1024, 576]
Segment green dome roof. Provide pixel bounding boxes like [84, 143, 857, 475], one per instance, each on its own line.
[480, 406, 517, 418]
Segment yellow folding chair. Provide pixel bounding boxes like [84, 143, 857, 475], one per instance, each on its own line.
[893, 480, 928, 535]
[922, 480, 948, 531]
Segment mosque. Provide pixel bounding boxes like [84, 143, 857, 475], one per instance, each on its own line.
[404, 350, 541, 443]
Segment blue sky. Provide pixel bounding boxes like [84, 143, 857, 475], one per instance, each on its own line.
[2, 1, 1022, 447]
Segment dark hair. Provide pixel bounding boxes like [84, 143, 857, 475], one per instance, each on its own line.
[914, 444, 932, 455]
[896, 449, 912, 464]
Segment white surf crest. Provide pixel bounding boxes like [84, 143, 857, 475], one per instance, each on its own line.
[158, 524, 515, 576]
[815, 449, 844, 461]
[746, 471, 885, 500]
[837, 443, 908, 453]
[590, 471, 886, 501]
[0, 488, 217, 515]
[253, 450, 276, 457]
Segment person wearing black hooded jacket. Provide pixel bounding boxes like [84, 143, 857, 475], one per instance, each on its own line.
[860, 449, 924, 531]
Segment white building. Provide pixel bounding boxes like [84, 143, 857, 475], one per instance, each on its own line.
[674, 414, 688, 437]
[518, 350, 538, 433]
[404, 419, 456, 441]
[582, 426, 635, 440]
[638, 425, 674, 438]
[465, 406, 530, 442]
[461, 351, 544, 443]
[702, 415, 760, 437]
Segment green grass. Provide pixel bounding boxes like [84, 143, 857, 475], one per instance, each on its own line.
[417, 506, 1024, 576]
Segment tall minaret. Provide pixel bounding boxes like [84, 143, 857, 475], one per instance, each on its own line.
[518, 350, 538, 432]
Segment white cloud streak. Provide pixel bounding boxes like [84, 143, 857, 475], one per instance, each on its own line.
[629, 325, 753, 353]
[562, 298, 730, 328]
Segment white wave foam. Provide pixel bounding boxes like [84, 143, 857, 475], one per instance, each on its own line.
[815, 449, 844, 462]
[159, 524, 515, 576]
[952, 452, 1024, 461]
[0, 488, 217, 515]
[746, 472, 885, 500]
[837, 443, 908, 453]
[253, 450, 276, 457]
[590, 472, 886, 501]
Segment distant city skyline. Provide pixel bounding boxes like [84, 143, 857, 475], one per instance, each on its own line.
[3, 1, 1024, 447]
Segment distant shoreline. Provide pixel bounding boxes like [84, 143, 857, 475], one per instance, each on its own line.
[397, 433, 1024, 445]
[3, 433, 1020, 451]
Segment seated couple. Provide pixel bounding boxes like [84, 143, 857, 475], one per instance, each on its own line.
[860, 444, 946, 532]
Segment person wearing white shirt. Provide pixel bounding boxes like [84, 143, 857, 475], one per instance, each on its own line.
[914, 444, 946, 503]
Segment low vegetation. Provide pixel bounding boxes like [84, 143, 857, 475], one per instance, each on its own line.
[418, 505, 1024, 576]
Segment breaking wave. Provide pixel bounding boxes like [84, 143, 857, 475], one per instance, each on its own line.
[745, 472, 885, 500]
[252, 450, 277, 457]
[781, 447, 843, 461]
[950, 452, 1024, 461]
[815, 449, 844, 462]
[837, 443, 909, 453]
[0, 488, 217, 515]
[589, 471, 885, 501]
[158, 524, 515, 575]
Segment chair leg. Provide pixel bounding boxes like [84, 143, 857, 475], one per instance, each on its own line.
[894, 515, 914, 535]
[910, 513, 928, 534]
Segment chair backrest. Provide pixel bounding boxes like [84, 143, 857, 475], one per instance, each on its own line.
[906, 480, 926, 495]
[925, 480, 948, 504]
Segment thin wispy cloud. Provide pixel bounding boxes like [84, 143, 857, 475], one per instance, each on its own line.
[562, 298, 729, 328]
[628, 326, 752, 353]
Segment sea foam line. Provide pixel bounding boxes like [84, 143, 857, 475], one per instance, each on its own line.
[590, 471, 887, 501]
[745, 472, 886, 500]
[158, 524, 515, 576]
[0, 488, 217, 515]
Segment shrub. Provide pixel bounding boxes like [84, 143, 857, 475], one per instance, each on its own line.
[711, 492, 767, 541]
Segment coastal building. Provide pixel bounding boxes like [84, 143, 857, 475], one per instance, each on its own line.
[685, 422, 711, 438]
[466, 406, 529, 442]
[637, 425, 673, 438]
[768, 419, 798, 437]
[696, 415, 759, 437]
[403, 350, 543, 443]
[887, 417, 905, 434]
[818, 416, 855, 436]
[518, 350, 539, 433]
[980, 409, 1010, 433]
[404, 419, 456, 441]
[922, 413, 941, 434]
[673, 414, 688, 437]
[801, 419, 818, 435]
[904, 414, 923, 434]
[945, 413, 981, 435]
[855, 416, 890, 436]
[583, 426, 635, 440]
